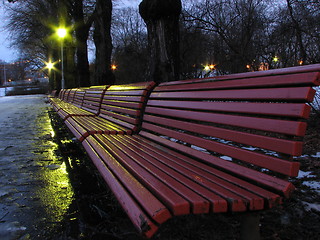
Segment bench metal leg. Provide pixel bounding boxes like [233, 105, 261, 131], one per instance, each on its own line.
[240, 212, 261, 240]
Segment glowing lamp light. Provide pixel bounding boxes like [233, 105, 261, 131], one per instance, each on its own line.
[57, 28, 67, 38]
[204, 64, 216, 71]
[209, 64, 216, 70]
[273, 56, 279, 62]
[111, 64, 117, 70]
[46, 62, 54, 70]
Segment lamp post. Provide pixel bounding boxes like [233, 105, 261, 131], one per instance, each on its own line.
[57, 28, 67, 89]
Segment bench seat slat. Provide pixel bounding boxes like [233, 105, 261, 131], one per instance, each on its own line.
[74, 116, 131, 133]
[140, 131, 296, 198]
[106, 139, 213, 214]
[133, 134, 282, 209]
[117, 135, 263, 211]
[65, 116, 133, 141]
[57, 108, 96, 120]
[82, 137, 165, 238]
[110, 135, 235, 212]
[93, 134, 191, 216]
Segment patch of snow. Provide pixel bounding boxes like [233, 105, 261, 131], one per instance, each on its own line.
[297, 170, 316, 179]
[191, 145, 209, 153]
[170, 138, 179, 142]
[220, 156, 232, 161]
[302, 181, 320, 192]
[294, 154, 309, 159]
[302, 201, 320, 212]
[242, 146, 258, 151]
[311, 152, 320, 158]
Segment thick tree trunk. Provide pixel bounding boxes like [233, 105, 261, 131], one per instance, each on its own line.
[93, 0, 115, 85]
[73, 0, 91, 87]
[139, 0, 182, 83]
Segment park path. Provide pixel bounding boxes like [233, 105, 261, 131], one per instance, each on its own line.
[0, 95, 74, 239]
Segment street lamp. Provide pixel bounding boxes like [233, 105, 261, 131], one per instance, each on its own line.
[57, 28, 67, 89]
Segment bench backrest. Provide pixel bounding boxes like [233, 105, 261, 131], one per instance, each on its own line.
[58, 89, 66, 100]
[140, 65, 320, 198]
[66, 88, 78, 102]
[72, 88, 88, 107]
[99, 81, 156, 132]
[81, 85, 108, 115]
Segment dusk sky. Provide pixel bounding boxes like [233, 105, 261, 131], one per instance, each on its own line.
[0, 0, 140, 63]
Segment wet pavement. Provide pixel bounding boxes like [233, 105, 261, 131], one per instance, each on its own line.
[0, 95, 74, 239]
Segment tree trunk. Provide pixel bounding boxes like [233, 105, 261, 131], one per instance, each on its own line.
[93, 0, 115, 85]
[286, 0, 307, 64]
[139, 0, 182, 83]
[73, 0, 91, 87]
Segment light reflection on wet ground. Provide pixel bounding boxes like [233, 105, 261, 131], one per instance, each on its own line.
[0, 95, 74, 239]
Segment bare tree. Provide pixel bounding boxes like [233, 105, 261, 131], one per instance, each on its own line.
[71, 0, 95, 87]
[139, 0, 182, 83]
[93, 0, 115, 85]
[112, 7, 148, 84]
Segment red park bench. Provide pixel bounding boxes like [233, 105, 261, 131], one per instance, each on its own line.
[50, 64, 320, 239]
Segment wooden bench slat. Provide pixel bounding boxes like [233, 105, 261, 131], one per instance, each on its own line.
[103, 89, 147, 96]
[142, 122, 300, 176]
[150, 87, 315, 101]
[65, 116, 133, 141]
[101, 96, 145, 102]
[157, 65, 320, 87]
[147, 100, 311, 118]
[76, 116, 130, 133]
[106, 136, 215, 214]
[116, 135, 262, 212]
[101, 100, 143, 109]
[143, 114, 303, 156]
[94, 134, 191, 216]
[133, 134, 282, 209]
[82, 137, 164, 238]
[139, 131, 296, 198]
[108, 82, 156, 90]
[100, 105, 140, 116]
[145, 107, 307, 136]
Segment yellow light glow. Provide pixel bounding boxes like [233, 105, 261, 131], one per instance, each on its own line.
[42, 59, 59, 73]
[46, 62, 54, 69]
[204, 65, 210, 71]
[209, 64, 216, 70]
[273, 56, 279, 62]
[111, 64, 117, 70]
[57, 28, 67, 38]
